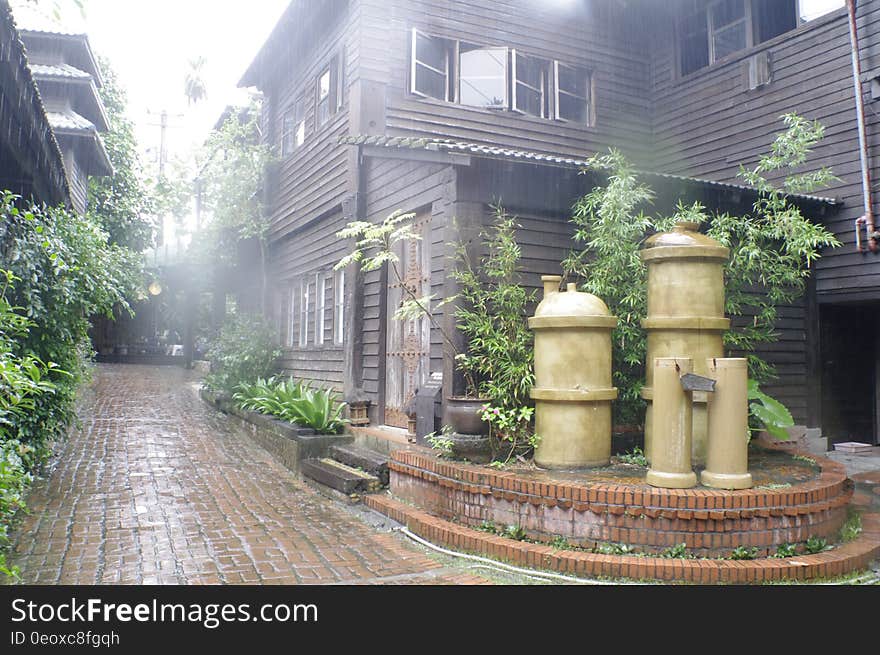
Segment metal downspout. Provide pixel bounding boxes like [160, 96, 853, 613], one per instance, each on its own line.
[847, 0, 878, 253]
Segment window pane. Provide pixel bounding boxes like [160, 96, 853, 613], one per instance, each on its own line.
[557, 64, 586, 97]
[281, 111, 293, 154]
[798, 0, 844, 21]
[516, 84, 543, 117]
[681, 30, 709, 74]
[295, 120, 305, 147]
[754, 0, 797, 43]
[318, 70, 331, 99]
[558, 92, 587, 123]
[416, 32, 447, 71]
[711, 0, 745, 28]
[712, 22, 745, 60]
[516, 53, 543, 89]
[414, 63, 447, 100]
[460, 47, 507, 108]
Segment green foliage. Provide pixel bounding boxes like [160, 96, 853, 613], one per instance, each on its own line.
[563, 149, 677, 425]
[480, 403, 539, 464]
[595, 542, 638, 556]
[839, 509, 862, 543]
[203, 313, 281, 394]
[503, 524, 528, 541]
[451, 206, 537, 404]
[1, 192, 141, 448]
[660, 543, 692, 559]
[564, 114, 840, 424]
[772, 543, 797, 558]
[550, 535, 571, 549]
[195, 102, 274, 262]
[425, 425, 456, 458]
[232, 376, 347, 434]
[804, 536, 829, 554]
[729, 546, 759, 560]
[748, 379, 794, 440]
[88, 56, 157, 252]
[617, 446, 648, 467]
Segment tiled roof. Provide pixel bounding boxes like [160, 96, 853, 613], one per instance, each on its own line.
[339, 135, 842, 206]
[46, 107, 95, 134]
[30, 62, 92, 81]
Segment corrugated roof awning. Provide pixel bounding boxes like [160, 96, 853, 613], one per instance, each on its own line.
[339, 135, 843, 207]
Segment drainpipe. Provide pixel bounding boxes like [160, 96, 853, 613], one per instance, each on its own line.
[847, 0, 878, 253]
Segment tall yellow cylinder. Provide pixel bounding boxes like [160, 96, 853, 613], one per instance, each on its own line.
[529, 277, 617, 469]
[646, 357, 697, 489]
[641, 221, 730, 466]
[701, 358, 753, 490]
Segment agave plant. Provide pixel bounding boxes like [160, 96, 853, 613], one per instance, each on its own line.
[283, 386, 348, 434]
[232, 376, 347, 434]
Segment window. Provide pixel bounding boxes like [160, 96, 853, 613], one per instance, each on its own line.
[315, 54, 342, 128]
[408, 29, 591, 125]
[410, 29, 454, 101]
[678, 0, 846, 77]
[798, 0, 844, 22]
[333, 269, 345, 345]
[281, 96, 306, 155]
[709, 0, 750, 63]
[512, 51, 549, 118]
[315, 273, 325, 346]
[459, 45, 508, 109]
[555, 62, 591, 124]
[298, 278, 309, 347]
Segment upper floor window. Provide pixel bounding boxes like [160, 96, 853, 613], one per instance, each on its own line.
[555, 62, 590, 123]
[678, 0, 845, 77]
[460, 45, 508, 109]
[314, 272, 326, 346]
[298, 277, 310, 347]
[513, 52, 550, 118]
[411, 30, 455, 101]
[409, 28, 591, 125]
[281, 96, 306, 156]
[315, 52, 343, 128]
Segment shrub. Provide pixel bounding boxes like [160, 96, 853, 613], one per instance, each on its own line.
[204, 313, 281, 394]
[232, 376, 347, 434]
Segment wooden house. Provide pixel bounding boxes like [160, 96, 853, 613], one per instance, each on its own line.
[241, 0, 880, 448]
[0, 0, 69, 207]
[15, 15, 112, 215]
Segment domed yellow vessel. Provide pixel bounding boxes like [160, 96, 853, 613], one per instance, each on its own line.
[529, 276, 617, 469]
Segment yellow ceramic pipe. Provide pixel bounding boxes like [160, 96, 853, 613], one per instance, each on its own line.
[646, 357, 697, 489]
[701, 358, 753, 490]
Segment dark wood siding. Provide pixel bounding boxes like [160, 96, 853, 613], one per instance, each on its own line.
[357, 0, 656, 164]
[359, 156, 454, 410]
[264, 3, 357, 241]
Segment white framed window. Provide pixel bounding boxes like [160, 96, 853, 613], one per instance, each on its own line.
[316, 68, 332, 127]
[287, 285, 296, 347]
[410, 28, 454, 101]
[512, 51, 549, 118]
[333, 269, 345, 345]
[298, 278, 309, 347]
[554, 62, 591, 124]
[294, 96, 306, 148]
[314, 273, 326, 346]
[459, 44, 508, 109]
[709, 0, 750, 63]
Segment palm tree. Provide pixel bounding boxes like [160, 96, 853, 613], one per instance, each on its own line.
[184, 56, 207, 106]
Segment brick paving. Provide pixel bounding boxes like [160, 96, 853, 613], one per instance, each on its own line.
[8, 364, 491, 585]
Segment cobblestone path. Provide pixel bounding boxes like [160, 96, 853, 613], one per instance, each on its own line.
[8, 364, 491, 585]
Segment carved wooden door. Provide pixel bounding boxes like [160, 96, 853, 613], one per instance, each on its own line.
[384, 214, 431, 428]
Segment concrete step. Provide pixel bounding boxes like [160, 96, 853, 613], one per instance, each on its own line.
[329, 444, 390, 486]
[300, 458, 383, 496]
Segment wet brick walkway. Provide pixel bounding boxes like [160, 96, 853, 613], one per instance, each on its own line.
[8, 364, 491, 585]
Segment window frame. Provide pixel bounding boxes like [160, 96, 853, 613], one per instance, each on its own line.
[298, 277, 310, 348]
[410, 28, 455, 102]
[333, 269, 345, 346]
[511, 49, 549, 119]
[280, 107, 295, 157]
[554, 61, 592, 125]
[458, 43, 510, 110]
[708, 0, 753, 65]
[314, 272, 326, 346]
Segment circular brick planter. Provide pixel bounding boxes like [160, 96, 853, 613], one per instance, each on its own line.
[365, 446, 880, 583]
